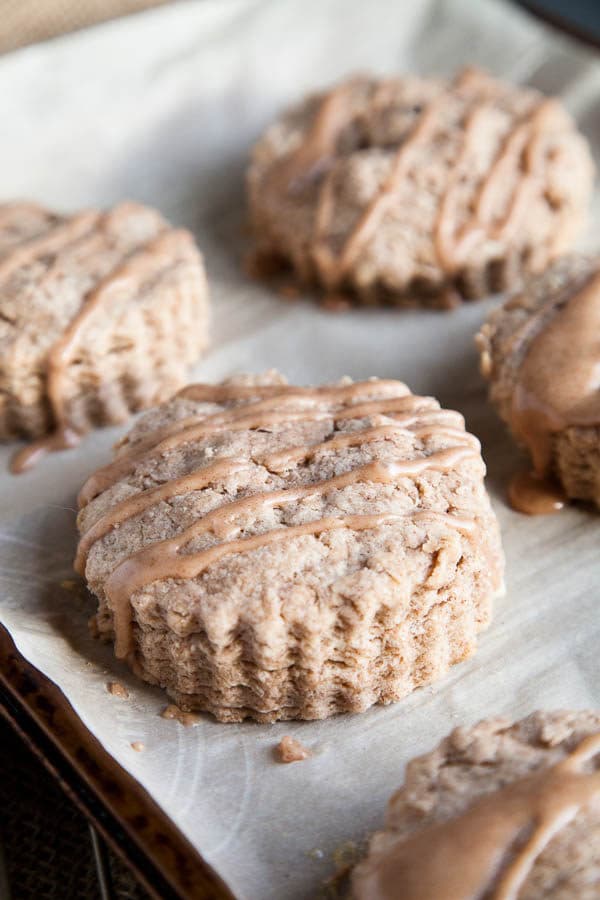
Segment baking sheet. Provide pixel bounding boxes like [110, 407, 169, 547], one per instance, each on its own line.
[1, 1, 600, 897]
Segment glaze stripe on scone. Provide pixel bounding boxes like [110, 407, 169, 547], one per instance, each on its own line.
[0, 201, 209, 469]
[248, 67, 593, 307]
[477, 255, 600, 512]
[352, 710, 600, 900]
[77, 372, 503, 723]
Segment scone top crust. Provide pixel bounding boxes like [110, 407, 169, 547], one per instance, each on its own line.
[248, 67, 593, 305]
[0, 200, 208, 455]
[477, 255, 600, 508]
[76, 372, 503, 722]
[353, 710, 600, 900]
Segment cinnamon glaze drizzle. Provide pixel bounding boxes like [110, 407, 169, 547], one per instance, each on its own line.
[507, 470, 565, 516]
[75, 379, 481, 659]
[0, 209, 99, 284]
[507, 270, 600, 514]
[4, 204, 194, 473]
[353, 731, 600, 900]
[78, 382, 439, 506]
[265, 69, 561, 289]
[75, 444, 477, 576]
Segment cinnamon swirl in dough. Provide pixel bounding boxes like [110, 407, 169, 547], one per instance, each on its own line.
[247, 68, 592, 308]
[76, 372, 503, 722]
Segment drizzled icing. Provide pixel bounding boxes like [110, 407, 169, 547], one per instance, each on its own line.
[353, 731, 600, 900]
[75, 444, 477, 576]
[78, 381, 431, 506]
[264, 79, 360, 197]
[506, 269, 600, 513]
[3, 204, 195, 473]
[511, 271, 600, 475]
[313, 96, 443, 289]
[75, 379, 482, 659]
[108, 509, 474, 660]
[0, 208, 99, 284]
[507, 470, 566, 516]
[263, 69, 562, 290]
[435, 98, 556, 272]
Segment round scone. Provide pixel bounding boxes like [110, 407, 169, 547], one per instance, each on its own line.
[0, 201, 209, 471]
[76, 372, 503, 723]
[476, 255, 600, 514]
[352, 710, 600, 900]
[247, 67, 593, 309]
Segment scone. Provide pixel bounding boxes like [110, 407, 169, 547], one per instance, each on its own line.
[476, 255, 600, 514]
[353, 710, 600, 900]
[0, 201, 209, 471]
[247, 67, 593, 309]
[76, 372, 503, 723]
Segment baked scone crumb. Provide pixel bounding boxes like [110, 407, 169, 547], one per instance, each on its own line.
[106, 681, 129, 699]
[275, 736, 311, 763]
[160, 705, 200, 727]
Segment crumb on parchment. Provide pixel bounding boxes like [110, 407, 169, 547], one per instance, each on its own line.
[106, 681, 129, 699]
[160, 704, 200, 726]
[275, 735, 311, 763]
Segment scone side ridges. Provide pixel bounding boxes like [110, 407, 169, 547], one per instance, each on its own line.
[0, 201, 209, 451]
[78, 376, 503, 721]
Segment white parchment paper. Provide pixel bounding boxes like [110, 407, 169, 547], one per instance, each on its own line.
[1, 1, 600, 897]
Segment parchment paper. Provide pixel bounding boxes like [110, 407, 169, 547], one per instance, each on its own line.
[1, 2, 600, 897]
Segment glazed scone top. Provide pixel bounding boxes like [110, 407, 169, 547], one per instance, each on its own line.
[0, 201, 204, 461]
[477, 255, 600, 481]
[76, 372, 502, 663]
[248, 68, 593, 296]
[353, 710, 600, 900]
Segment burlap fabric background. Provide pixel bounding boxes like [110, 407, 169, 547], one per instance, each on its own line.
[0, 0, 169, 53]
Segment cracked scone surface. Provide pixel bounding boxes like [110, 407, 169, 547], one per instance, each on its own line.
[353, 710, 600, 900]
[76, 372, 503, 723]
[477, 255, 600, 507]
[247, 67, 593, 308]
[0, 200, 209, 442]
